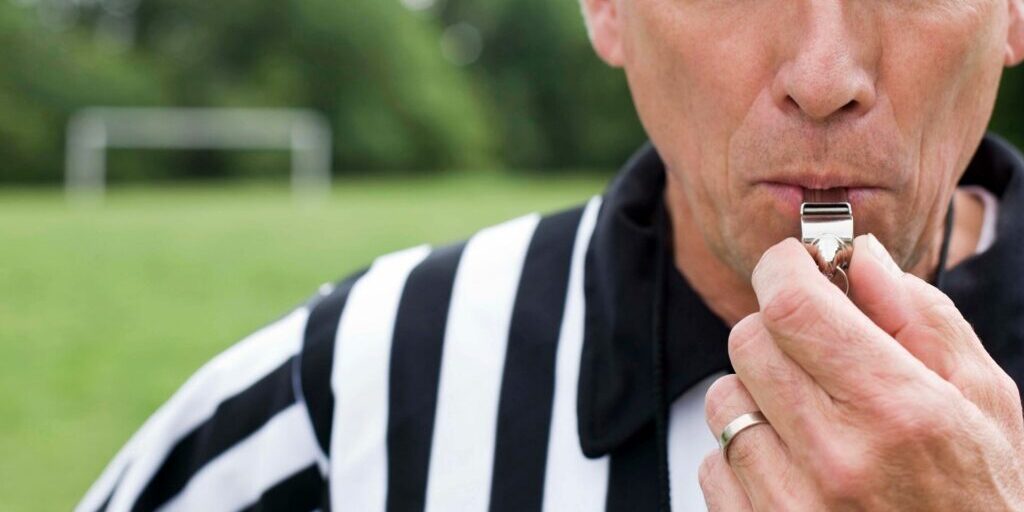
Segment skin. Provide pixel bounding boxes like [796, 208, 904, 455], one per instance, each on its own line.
[582, 0, 1024, 325]
[580, 0, 1024, 508]
[702, 236, 1024, 510]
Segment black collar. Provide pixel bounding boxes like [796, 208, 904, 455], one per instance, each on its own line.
[944, 135, 1024, 365]
[577, 134, 1024, 458]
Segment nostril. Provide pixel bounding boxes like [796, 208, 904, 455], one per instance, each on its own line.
[785, 95, 801, 111]
[783, 94, 863, 120]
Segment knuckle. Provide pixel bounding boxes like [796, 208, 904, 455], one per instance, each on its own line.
[973, 370, 1020, 402]
[909, 276, 956, 307]
[698, 451, 719, 486]
[885, 405, 943, 442]
[906, 275, 956, 310]
[763, 355, 801, 391]
[815, 453, 871, 504]
[872, 389, 935, 431]
[906, 280, 981, 347]
[996, 373, 1023, 412]
[976, 371, 1024, 424]
[922, 299, 974, 341]
[761, 284, 821, 336]
[727, 313, 764, 361]
[704, 374, 745, 425]
[866, 387, 952, 450]
[997, 371, 1020, 396]
[725, 434, 760, 471]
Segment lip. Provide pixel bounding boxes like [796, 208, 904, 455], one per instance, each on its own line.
[758, 182, 885, 215]
[757, 171, 884, 191]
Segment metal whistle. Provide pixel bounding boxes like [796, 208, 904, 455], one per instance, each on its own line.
[800, 190, 853, 294]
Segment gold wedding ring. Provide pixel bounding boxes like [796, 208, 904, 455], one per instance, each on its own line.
[718, 411, 770, 464]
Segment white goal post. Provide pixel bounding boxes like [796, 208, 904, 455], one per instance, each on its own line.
[65, 107, 333, 202]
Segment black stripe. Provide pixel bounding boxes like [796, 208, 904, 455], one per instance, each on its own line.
[300, 271, 367, 455]
[489, 207, 585, 512]
[131, 358, 298, 511]
[605, 424, 661, 512]
[95, 486, 114, 512]
[385, 243, 465, 512]
[236, 464, 324, 512]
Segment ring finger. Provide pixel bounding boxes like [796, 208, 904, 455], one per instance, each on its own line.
[705, 374, 804, 510]
[698, 449, 753, 512]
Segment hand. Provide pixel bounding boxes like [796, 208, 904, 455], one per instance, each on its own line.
[699, 235, 1024, 511]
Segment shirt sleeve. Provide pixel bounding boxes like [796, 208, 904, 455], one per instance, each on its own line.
[75, 305, 327, 512]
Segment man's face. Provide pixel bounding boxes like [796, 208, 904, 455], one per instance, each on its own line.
[586, 0, 1023, 277]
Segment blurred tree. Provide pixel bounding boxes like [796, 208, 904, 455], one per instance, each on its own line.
[2, 0, 497, 182]
[0, 0, 163, 182]
[121, 0, 497, 174]
[440, 0, 646, 171]
[991, 66, 1024, 149]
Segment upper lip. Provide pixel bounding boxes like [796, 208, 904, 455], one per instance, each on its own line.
[758, 171, 886, 190]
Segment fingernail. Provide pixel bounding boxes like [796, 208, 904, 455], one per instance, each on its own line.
[867, 234, 903, 277]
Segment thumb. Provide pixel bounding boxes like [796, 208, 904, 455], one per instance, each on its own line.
[847, 234, 980, 382]
[847, 234, 911, 339]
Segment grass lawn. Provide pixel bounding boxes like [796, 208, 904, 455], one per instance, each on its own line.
[0, 171, 608, 511]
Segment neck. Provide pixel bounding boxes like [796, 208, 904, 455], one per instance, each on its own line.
[665, 175, 985, 327]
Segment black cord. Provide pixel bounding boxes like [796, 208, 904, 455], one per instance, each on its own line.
[933, 198, 955, 289]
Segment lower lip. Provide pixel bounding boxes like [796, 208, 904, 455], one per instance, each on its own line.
[758, 183, 883, 214]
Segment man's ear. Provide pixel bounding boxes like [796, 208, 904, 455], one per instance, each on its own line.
[580, 0, 625, 67]
[1007, 0, 1024, 66]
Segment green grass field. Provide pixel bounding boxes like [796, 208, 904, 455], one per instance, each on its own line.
[0, 171, 608, 511]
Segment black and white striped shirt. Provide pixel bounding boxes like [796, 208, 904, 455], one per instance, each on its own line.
[79, 135, 1024, 512]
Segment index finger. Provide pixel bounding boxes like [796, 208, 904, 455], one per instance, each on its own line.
[750, 238, 923, 403]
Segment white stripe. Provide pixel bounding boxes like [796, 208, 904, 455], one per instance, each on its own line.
[542, 197, 609, 512]
[424, 213, 542, 512]
[668, 372, 725, 512]
[100, 307, 311, 512]
[329, 245, 431, 512]
[159, 404, 320, 512]
[76, 435, 137, 512]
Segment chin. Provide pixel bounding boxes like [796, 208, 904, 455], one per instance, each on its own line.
[717, 216, 799, 279]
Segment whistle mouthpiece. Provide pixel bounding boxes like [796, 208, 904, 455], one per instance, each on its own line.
[801, 189, 853, 293]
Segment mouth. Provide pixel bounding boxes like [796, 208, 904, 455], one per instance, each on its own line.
[758, 181, 886, 215]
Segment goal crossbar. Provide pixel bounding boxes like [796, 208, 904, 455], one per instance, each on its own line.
[65, 107, 333, 202]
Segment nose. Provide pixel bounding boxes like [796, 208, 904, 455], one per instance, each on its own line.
[774, 3, 877, 122]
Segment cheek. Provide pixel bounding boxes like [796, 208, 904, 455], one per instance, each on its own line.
[884, 6, 1005, 191]
[875, 4, 1006, 263]
[881, 4, 1005, 146]
[625, 1, 776, 129]
[622, 0, 778, 200]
